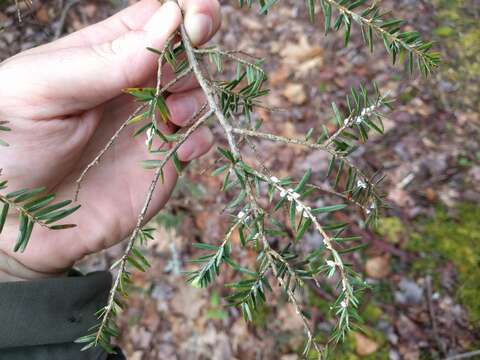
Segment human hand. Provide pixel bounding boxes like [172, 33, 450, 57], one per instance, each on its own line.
[0, 0, 221, 278]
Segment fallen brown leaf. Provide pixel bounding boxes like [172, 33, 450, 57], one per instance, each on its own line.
[365, 255, 391, 279]
[279, 35, 323, 64]
[354, 332, 380, 356]
[283, 83, 308, 105]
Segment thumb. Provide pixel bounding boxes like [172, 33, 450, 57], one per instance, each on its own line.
[1, 2, 181, 119]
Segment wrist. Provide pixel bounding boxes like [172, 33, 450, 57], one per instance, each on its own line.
[0, 249, 66, 282]
[0, 219, 79, 279]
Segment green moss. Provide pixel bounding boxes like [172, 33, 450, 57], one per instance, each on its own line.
[397, 87, 419, 106]
[434, 26, 455, 38]
[362, 303, 384, 324]
[307, 286, 389, 358]
[206, 291, 229, 321]
[251, 303, 271, 329]
[376, 217, 406, 244]
[306, 287, 391, 358]
[432, 0, 480, 112]
[318, 82, 329, 94]
[307, 288, 334, 316]
[307, 289, 385, 324]
[407, 203, 480, 324]
[314, 329, 388, 360]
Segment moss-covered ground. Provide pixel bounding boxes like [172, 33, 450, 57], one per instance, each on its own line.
[407, 203, 480, 324]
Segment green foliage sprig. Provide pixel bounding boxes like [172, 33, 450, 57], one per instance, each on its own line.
[0, 178, 80, 252]
[75, 228, 155, 353]
[1, 121, 79, 251]
[240, 0, 440, 76]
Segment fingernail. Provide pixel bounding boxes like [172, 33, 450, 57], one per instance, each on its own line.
[170, 95, 198, 124]
[185, 13, 213, 45]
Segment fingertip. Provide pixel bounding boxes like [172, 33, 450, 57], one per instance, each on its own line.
[183, 0, 221, 45]
[185, 13, 213, 45]
[144, 1, 182, 48]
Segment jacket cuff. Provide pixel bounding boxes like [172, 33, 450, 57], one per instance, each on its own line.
[0, 271, 111, 349]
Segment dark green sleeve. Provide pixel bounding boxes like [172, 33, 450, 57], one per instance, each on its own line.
[0, 271, 125, 360]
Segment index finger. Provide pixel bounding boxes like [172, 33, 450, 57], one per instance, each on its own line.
[25, 0, 221, 54]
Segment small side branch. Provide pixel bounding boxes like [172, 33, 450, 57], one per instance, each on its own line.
[0, 194, 50, 230]
[266, 248, 323, 356]
[248, 167, 356, 319]
[232, 127, 382, 202]
[75, 48, 193, 201]
[194, 47, 265, 73]
[179, 23, 240, 157]
[232, 127, 328, 151]
[95, 108, 213, 341]
[322, 102, 381, 148]
[95, 165, 163, 344]
[74, 105, 147, 201]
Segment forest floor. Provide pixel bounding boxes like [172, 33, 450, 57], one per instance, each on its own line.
[1, 0, 480, 359]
